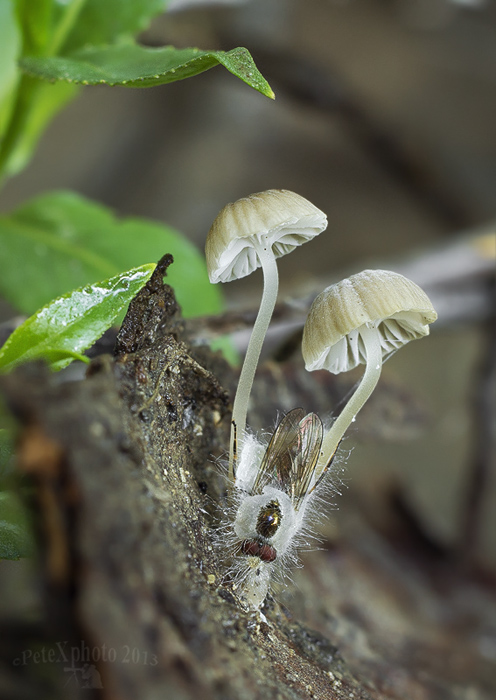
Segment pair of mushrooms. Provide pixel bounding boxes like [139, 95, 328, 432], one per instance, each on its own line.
[205, 190, 437, 476]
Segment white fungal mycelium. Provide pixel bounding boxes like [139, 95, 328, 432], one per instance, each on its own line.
[214, 409, 341, 610]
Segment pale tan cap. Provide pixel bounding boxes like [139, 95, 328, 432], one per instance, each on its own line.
[302, 269, 438, 374]
[205, 189, 327, 283]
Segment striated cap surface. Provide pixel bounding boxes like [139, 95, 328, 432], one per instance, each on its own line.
[205, 189, 327, 283]
[302, 269, 437, 373]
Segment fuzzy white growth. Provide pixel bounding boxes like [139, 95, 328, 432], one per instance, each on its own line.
[233, 432, 266, 492]
[238, 559, 272, 610]
[234, 487, 297, 555]
[216, 425, 341, 611]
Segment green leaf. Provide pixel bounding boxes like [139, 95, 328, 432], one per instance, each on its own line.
[0, 490, 35, 559]
[20, 43, 275, 98]
[0, 192, 222, 317]
[210, 335, 240, 368]
[0, 263, 156, 372]
[0, 76, 78, 178]
[0, 191, 222, 318]
[61, 0, 170, 53]
[0, 429, 15, 483]
[0, 0, 22, 138]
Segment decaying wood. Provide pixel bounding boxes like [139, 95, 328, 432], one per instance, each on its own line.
[1, 256, 495, 700]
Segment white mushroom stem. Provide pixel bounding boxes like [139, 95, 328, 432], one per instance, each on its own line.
[229, 237, 279, 478]
[317, 323, 383, 471]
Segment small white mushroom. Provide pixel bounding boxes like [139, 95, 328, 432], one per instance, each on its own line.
[302, 269, 437, 470]
[206, 189, 327, 476]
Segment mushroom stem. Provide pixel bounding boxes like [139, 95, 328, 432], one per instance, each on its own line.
[229, 237, 279, 478]
[317, 323, 383, 471]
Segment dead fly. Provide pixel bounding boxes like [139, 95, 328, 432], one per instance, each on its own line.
[218, 408, 339, 609]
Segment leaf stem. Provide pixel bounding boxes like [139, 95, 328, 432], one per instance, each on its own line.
[48, 0, 88, 57]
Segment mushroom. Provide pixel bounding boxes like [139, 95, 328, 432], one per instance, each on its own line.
[302, 269, 437, 470]
[206, 189, 327, 476]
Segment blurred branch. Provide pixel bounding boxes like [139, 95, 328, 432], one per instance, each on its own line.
[460, 316, 496, 564]
[168, 0, 248, 9]
[1, 229, 493, 358]
[223, 43, 474, 230]
[187, 227, 496, 346]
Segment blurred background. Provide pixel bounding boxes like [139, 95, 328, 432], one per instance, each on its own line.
[0, 0, 494, 579]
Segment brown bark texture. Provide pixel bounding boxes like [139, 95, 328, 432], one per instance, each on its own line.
[1, 256, 495, 700]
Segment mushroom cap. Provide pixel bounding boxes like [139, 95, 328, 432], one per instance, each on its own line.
[302, 270, 438, 374]
[205, 189, 327, 283]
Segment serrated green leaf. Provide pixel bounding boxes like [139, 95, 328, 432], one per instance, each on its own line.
[0, 490, 35, 559]
[0, 191, 223, 318]
[0, 263, 156, 372]
[20, 43, 275, 98]
[0, 0, 22, 138]
[61, 0, 170, 53]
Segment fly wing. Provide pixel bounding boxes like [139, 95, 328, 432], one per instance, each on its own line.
[251, 408, 305, 494]
[291, 412, 323, 509]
